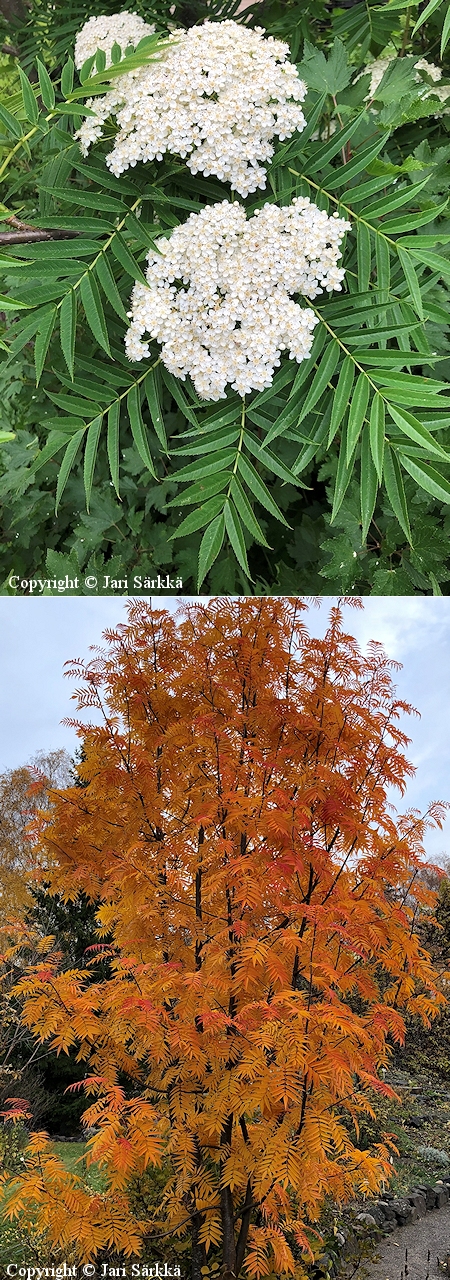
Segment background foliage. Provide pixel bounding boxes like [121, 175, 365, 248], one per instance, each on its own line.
[2, 0, 450, 591]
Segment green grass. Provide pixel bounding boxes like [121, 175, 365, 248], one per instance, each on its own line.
[0, 54, 20, 103]
[0, 1137, 107, 1274]
[50, 1139, 107, 1189]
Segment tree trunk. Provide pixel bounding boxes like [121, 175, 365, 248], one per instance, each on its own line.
[191, 1211, 207, 1280]
[220, 1184, 236, 1280]
[0, 0, 28, 25]
[235, 1181, 253, 1277]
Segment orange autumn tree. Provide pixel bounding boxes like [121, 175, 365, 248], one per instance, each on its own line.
[3, 597, 446, 1275]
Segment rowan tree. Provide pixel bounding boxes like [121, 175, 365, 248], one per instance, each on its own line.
[0, 749, 82, 1131]
[0, 749, 72, 923]
[2, 598, 446, 1277]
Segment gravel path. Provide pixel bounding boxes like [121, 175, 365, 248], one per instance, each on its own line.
[357, 1205, 450, 1279]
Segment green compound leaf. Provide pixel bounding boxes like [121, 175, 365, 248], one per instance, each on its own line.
[346, 373, 370, 464]
[369, 394, 385, 484]
[171, 496, 226, 540]
[295, 337, 340, 429]
[229, 476, 270, 547]
[412, 0, 441, 34]
[19, 67, 39, 125]
[34, 306, 56, 384]
[328, 357, 355, 446]
[127, 384, 156, 476]
[79, 273, 111, 356]
[307, 113, 366, 175]
[399, 455, 450, 505]
[332, 419, 357, 522]
[197, 514, 225, 590]
[360, 422, 378, 542]
[224, 498, 251, 579]
[237, 455, 290, 527]
[94, 256, 129, 323]
[167, 475, 231, 508]
[110, 231, 148, 285]
[357, 222, 372, 294]
[383, 445, 412, 542]
[55, 428, 85, 512]
[0, 294, 30, 311]
[397, 245, 424, 320]
[36, 59, 56, 111]
[364, 178, 431, 220]
[145, 369, 167, 450]
[83, 415, 103, 510]
[0, 103, 23, 138]
[380, 200, 448, 235]
[107, 400, 120, 498]
[59, 289, 77, 378]
[387, 404, 450, 462]
[323, 133, 391, 188]
[441, 3, 450, 53]
[161, 368, 200, 427]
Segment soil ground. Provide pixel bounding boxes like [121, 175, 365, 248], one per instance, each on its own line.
[356, 1203, 450, 1280]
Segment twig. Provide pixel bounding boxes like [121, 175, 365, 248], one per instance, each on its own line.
[0, 226, 79, 245]
[400, 5, 411, 54]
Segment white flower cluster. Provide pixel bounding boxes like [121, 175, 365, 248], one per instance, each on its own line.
[125, 199, 350, 401]
[74, 12, 155, 70]
[360, 54, 450, 109]
[76, 19, 307, 196]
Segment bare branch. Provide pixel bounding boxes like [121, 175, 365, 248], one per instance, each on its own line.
[0, 229, 79, 245]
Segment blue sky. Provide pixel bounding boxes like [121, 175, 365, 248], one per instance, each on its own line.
[1, 596, 449, 862]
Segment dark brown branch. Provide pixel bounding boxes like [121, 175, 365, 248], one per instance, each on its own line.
[220, 1115, 236, 1280]
[235, 1179, 253, 1277]
[0, 42, 19, 55]
[0, 218, 80, 247]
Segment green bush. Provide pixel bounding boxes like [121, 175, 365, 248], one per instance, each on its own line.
[0, 1121, 28, 1174]
[2, 0, 450, 592]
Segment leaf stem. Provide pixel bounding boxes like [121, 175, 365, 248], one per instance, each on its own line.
[400, 6, 412, 54]
[0, 123, 41, 181]
[229, 398, 246, 489]
[34, 358, 162, 470]
[57, 196, 144, 316]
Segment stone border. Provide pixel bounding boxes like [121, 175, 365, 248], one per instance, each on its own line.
[314, 1179, 450, 1278]
[354, 1176, 450, 1231]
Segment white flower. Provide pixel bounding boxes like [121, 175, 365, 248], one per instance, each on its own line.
[76, 19, 307, 196]
[358, 53, 450, 111]
[415, 58, 443, 82]
[74, 12, 155, 70]
[359, 56, 394, 98]
[125, 198, 350, 401]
